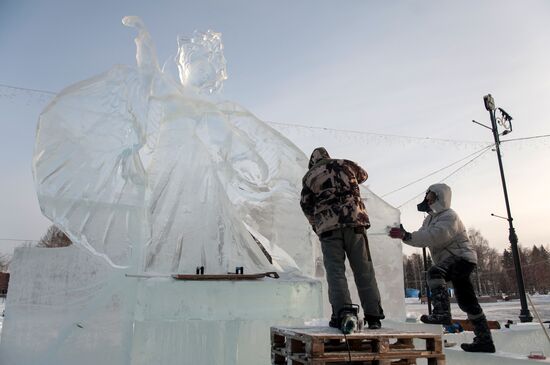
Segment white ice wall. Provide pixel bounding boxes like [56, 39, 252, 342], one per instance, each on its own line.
[131, 276, 322, 364]
[0, 246, 135, 365]
[0, 247, 322, 365]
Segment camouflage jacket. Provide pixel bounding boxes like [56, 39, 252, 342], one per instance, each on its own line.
[300, 147, 370, 235]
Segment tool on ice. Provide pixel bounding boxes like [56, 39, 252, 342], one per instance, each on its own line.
[337, 304, 360, 335]
[172, 271, 280, 280]
[125, 271, 280, 280]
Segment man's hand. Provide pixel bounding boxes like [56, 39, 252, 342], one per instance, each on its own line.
[389, 224, 411, 241]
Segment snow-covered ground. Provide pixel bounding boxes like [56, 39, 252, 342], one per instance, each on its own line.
[406, 294, 550, 324]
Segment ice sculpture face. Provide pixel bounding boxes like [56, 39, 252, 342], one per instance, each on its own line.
[176, 30, 227, 94]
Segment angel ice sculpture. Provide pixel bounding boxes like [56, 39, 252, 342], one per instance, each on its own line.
[33, 16, 317, 275]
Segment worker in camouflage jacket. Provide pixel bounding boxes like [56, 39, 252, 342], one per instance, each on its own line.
[300, 147, 385, 329]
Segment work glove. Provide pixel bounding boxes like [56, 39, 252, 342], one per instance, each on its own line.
[389, 224, 411, 241]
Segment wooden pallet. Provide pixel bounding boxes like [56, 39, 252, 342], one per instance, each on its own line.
[271, 326, 445, 365]
[450, 318, 501, 331]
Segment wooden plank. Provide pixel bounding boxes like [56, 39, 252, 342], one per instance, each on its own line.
[311, 350, 440, 360]
[390, 338, 414, 350]
[272, 326, 440, 338]
[427, 337, 443, 353]
[271, 332, 440, 345]
[305, 338, 324, 356]
[288, 338, 305, 354]
[377, 338, 390, 353]
[271, 351, 286, 365]
[172, 271, 279, 280]
[286, 352, 444, 363]
[451, 318, 500, 331]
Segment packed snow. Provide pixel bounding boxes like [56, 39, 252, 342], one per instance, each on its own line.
[407, 295, 550, 325]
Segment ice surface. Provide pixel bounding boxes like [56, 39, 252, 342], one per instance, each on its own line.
[0, 247, 322, 365]
[2, 16, 406, 365]
[0, 247, 135, 365]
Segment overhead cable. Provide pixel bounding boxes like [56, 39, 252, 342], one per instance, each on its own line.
[0, 83, 57, 95]
[269, 121, 487, 145]
[0, 238, 38, 242]
[396, 146, 494, 208]
[381, 143, 495, 198]
[501, 134, 550, 143]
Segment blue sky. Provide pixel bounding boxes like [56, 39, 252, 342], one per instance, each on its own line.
[1, 0, 550, 255]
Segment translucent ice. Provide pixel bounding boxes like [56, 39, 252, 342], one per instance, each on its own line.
[0, 246, 322, 365]
[33, 16, 313, 275]
[31, 14, 405, 312]
[2, 16, 408, 365]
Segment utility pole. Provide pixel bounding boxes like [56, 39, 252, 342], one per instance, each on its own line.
[473, 94, 533, 322]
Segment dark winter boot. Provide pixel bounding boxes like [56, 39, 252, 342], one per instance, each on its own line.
[364, 315, 382, 330]
[420, 286, 451, 325]
[328, 314, 340, 329]
[460, 314, 496, 353]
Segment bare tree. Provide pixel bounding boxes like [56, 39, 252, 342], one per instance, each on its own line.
[0, 254, 9, 271]
[37, 225, 72, 248]
[468, 228, 495, 295]
[403, 253, 425, 292]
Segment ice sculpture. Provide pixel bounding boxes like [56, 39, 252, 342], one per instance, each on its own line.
[33, 16, 314, 275]
[0, 16, 405, 365]
[31, 14, 405, 315]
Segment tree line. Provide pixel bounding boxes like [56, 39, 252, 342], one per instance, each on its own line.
[403, 228, 550, 296]
[0, 226, 72, 272]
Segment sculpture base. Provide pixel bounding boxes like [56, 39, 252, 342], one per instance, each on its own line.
[0, 246, 322, 365]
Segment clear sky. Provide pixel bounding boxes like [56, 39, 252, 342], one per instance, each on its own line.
[1, 0, 550, 257]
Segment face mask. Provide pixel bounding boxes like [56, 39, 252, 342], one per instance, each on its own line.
[417, 196, 432, 212]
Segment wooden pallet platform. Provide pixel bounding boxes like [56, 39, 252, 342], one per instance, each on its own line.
[271, 326, 445, 365]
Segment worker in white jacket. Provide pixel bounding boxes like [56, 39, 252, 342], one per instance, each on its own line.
[389, 183, 495, 353]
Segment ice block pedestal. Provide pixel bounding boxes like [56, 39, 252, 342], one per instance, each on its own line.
[131, 275, 322, 365]
[0, 246, 323, 365]
[0, 246, 135, 365]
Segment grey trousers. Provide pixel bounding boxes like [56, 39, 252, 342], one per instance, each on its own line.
[320, 226, 384, 319]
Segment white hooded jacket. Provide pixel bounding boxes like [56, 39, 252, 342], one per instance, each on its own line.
[405, 183, 477, 265]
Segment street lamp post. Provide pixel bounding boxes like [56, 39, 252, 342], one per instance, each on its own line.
[481, 94, 533, 323]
